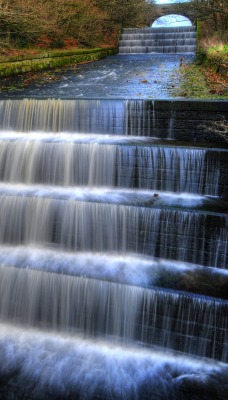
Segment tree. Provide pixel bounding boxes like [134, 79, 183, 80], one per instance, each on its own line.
[173, 0, 228, 35]
[201, 117, 228, 142]
[95, 0, 156, 28]
[0, 0, 156, 50]
[0, 0, 58, 48]
[49, 0, 112, 47]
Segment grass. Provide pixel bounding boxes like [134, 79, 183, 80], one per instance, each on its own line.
[175, 44, 228, 99]
[207, 43, 228, 55]
[174, 63, 211, 98]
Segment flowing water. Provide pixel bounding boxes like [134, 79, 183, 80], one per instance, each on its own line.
[0, 134, 222, 194]
[0, 54, 195, 99]
[0, 98, 227, 398]
[119, 27, 196, 54]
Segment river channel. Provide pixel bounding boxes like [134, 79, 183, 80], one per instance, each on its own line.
[0, 54, 195, 99]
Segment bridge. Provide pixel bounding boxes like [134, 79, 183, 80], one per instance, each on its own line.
[152, 2, 195, 26]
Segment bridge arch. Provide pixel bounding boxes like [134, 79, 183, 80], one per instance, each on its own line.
[152, 14, 193, 27]
[151, 3, 195, 26]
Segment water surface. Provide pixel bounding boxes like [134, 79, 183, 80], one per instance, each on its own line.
[0, 54, 194, 99]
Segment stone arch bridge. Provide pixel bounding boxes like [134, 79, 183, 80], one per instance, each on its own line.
[151, 2, 195, 26]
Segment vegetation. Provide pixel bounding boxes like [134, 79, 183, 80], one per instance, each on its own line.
[175, 61, 228, 99]
[172, 0, 228, 98]
[0, 0, 226, 99]
[173, 0, 228, 37]
[175, 38, 227, 98]
[0, 0, 155, 53]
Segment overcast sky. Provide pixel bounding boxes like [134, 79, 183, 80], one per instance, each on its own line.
[152, 14, 192, 26]
[155, 0, 189, 3]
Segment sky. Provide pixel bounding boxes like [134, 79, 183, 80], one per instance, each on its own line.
[152, 14, 192, 26]
[155, 0, 189, 3]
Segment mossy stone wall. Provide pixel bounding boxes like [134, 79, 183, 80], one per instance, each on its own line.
[0, 48, 117, 78]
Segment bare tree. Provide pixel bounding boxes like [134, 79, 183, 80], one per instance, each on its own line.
[0, 0, 58, 48]
[173, 0, 228, 35]
[200, 117, 228, 142]
[208, 117, 228, 142]
[95, 0, 156, 28]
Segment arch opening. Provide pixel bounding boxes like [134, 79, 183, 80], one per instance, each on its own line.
[152, 14, 192, 27]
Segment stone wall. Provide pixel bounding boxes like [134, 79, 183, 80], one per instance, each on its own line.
[0, 48, 117, 78]
[126, 99, 228, 143]
[125, 99, 228, 197]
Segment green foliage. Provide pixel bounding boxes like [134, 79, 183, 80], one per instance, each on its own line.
[0, 48, 116, 78]
[207, 44, 228, 55]
[175, 63, 211, 98]
[50, 38, 65, 49]
[175, 61, 228, 99]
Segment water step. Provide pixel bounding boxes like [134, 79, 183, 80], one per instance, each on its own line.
[122, 27, 196, 33]
[0, 265, 227, 361]
[0, 184, 227, 213]
[121, 33, 196, 40]
[0, 97, 227, 396]
[0, 189, 226, 267]
[1, 99, 227, 146]
[119, 39, 196, 46]
[0, 135, 227, 196]
[0, 245, 227, 300]
[119, 27, 196, 54]
[119, 45, 196, 54]
[0, 323, 227, 400]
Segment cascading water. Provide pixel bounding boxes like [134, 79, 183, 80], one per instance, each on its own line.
[0, 137, 222, 194]
[0, 98, 227, 399]
[119, 26, 196, 54]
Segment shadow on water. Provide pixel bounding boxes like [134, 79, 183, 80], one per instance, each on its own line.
[0, 54, 195, 99]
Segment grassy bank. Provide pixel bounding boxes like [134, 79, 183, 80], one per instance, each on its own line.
[175, 44, 228, 99]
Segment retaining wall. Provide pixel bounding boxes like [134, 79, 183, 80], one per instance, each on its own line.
[0, 48, 117, 78]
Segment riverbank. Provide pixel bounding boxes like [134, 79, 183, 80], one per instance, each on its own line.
[175, 46, 228, 99]
[0, 50, 227, 100]
[0, 47, 117, 78]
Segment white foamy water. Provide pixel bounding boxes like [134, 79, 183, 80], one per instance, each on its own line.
[0, 97, 227, 398]
[0, 127, 221, 195]
[0, 262, 227, 363]
[0, 245, 195, 286]
[0, 183, 206, 206]
[0, 323, 227, 399]
[0, 188, 226, 267]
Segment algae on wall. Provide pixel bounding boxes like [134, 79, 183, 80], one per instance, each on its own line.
[0, 48, 117, 78]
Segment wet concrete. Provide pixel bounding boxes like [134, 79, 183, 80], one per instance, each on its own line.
[0, 54, 195, 99]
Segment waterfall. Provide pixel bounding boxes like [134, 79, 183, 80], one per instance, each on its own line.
[0, 137, 221, 194]
[0, 98, 126, 134]
[119, 27, 196, 54]
[0, 265, 227, 361]
[0, 192, 226, 267]
[0, 98, 227, 399]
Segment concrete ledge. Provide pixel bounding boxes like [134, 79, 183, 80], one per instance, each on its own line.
[0, 48, 117, 78]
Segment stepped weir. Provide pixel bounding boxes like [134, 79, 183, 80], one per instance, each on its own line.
[0, 98, 227, 399]
[119, 26, 196, 54]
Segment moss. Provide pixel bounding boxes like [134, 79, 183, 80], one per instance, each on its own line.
[0, 48, 117, 78]
[196, 20, 202, 41]
[196, 45, 228, 78]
